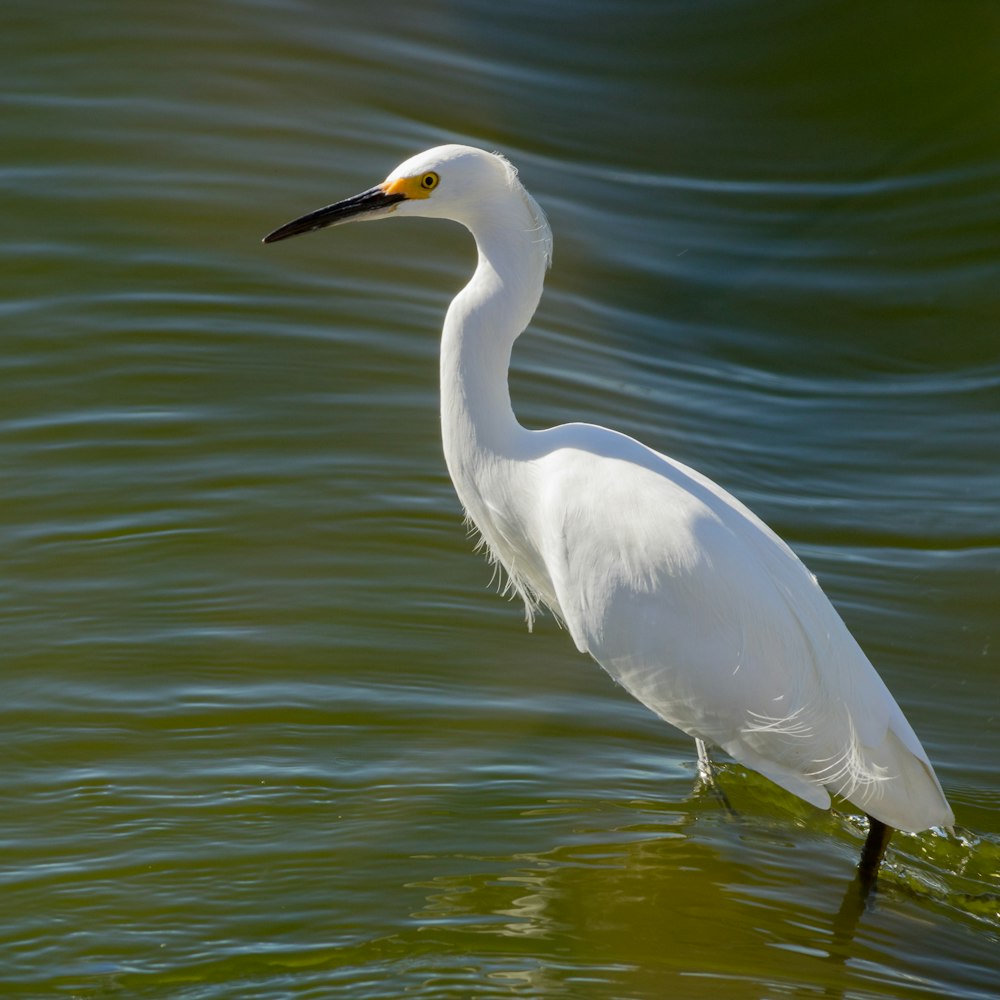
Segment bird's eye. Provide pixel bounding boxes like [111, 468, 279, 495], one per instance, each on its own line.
[420, 172, 439, 191]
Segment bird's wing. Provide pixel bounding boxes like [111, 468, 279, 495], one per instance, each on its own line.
[532, 426, 951, 830]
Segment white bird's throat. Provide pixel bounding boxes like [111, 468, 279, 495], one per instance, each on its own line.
[438, 193, 554, 618]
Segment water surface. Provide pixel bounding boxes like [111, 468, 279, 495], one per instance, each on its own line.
[3, 1, 999, 996]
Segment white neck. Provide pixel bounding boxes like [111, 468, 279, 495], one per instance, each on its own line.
[439, 195, 550, 513]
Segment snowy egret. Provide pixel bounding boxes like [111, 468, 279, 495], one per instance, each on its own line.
[264, 144, 953, 885]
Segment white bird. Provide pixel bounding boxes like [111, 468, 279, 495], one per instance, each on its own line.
[264, 144, 953, 886]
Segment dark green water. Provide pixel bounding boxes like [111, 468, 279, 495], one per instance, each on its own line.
[3, 1, 998, 996]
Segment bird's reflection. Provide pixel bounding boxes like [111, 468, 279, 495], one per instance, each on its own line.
[402, 800, 907, 998]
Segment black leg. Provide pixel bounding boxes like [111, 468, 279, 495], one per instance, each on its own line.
[834, 815, 896, 937]
[857, 814, 894, 894]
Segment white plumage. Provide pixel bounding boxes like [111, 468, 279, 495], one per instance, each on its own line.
[265, 144, 953, 852]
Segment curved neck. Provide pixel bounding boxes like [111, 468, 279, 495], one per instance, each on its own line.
[440, 207, 548, 489]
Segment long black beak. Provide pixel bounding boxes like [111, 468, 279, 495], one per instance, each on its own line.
[262, 186, 407, 244]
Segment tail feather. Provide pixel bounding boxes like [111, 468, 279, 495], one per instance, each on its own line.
[725, 716, 953, 832]
[835, 728, 953, 832]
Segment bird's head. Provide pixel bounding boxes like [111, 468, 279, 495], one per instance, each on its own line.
[262, 144, 526, 244]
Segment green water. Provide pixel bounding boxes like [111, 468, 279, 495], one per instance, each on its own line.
[3, 1, 998, 997]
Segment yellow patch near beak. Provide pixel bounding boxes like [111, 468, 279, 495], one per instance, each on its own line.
[381, 170, 439, 200]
